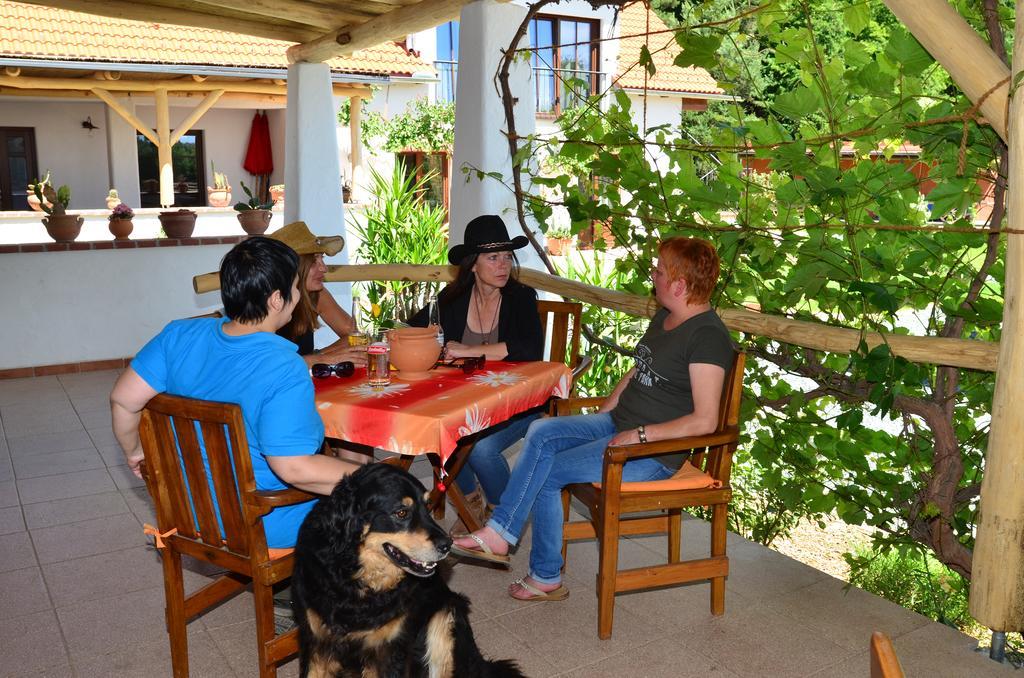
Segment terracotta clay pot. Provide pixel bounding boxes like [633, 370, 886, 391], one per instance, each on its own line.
[207, 187, 232, 208]
[159, 209, 197, 238]
[236, 209, 272, 235]
[108, 218, 134, 240]
[387, 325, 442, 380]
[270, 186, 285, 206]
[42, 214, 84, 242]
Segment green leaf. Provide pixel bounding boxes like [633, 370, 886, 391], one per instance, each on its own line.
[843, 3, 871, 35]
[884, 30, 933, 77]
[639, 44, 656, 77]
[672, 32, 722, 70]
[773, 87, 821, 120]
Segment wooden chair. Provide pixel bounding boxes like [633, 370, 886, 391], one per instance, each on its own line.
[138, 394, 317, 678]
[560, 351, 745, 638]
[536, 299, 592, 386]
[870, 632, 906, 678]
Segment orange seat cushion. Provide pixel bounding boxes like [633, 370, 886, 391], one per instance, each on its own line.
[593, 462, 720, 493]
[268, 547, 293, 560]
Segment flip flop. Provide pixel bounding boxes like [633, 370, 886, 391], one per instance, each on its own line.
[449, 533, 511, 566]
[509, 577, 569, 601]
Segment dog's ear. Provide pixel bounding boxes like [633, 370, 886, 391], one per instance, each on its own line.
[320, 471, 372, 551]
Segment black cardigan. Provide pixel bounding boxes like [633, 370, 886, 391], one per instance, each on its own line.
[410, 281, 543, 361]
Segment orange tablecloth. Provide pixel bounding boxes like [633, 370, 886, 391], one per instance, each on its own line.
[314, 361, 572, 463]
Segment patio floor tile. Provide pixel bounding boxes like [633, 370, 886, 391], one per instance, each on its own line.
[674, 602, 854, 677]
[1, 408, 86, 439]
[22, 490, 130, 530]
[56, 586, 172, 662]
[108, 463, 147, 490]
[490, 581, 670, 676]
[0, 504, 24, 535]
[7, 429, 95, 457]
[31, 512, 144, 564]
[16, 468, 115, 504]
[97, 443, 127, 466]
[72, 631, 235, 678]
[0, 565, 52, 620]
[206, 619, 300, 677]
[0, 377, 67, 407]
[42, 544, 169, 608]
[12, 447, 106, 479]
[0, 530, 37, 572]
[464, 616, 556, 677]
[0, 609, 71, 674]
[0, 452, 13, 482]
[87, 426, 118, 449]
[0, 479, 18, 507]
[559, 636, 740, 677]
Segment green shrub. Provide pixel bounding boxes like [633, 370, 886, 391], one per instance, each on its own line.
[846, 545, 972, 630]
[348, 166, 448, 326]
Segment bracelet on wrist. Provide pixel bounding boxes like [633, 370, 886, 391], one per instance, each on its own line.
[637, 424, 648, 444]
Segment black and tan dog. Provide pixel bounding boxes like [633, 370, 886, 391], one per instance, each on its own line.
[292, 463, 526, 678]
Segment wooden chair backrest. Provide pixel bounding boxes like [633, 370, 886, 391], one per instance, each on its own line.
[536, 299, 583, 369]
[870, 632, 905, 678]
[139, 394, 268, 559]
[692, 350, 746, 483]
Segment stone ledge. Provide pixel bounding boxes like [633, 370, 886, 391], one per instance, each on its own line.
[0, 235, 246, 254]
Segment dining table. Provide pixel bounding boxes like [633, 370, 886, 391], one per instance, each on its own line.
[313, 359, 573, 531]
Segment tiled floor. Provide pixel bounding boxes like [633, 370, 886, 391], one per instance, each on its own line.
[0, 370, 1013, 677]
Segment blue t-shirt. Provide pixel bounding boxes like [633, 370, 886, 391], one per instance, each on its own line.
[132, 317, 323, 548]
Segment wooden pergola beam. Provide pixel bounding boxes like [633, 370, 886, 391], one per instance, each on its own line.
[14, 0, 318, 42]
[91, 88, 158, 145]
[170, 89, 225, 145]
[969, 0, 1024, 632]
[188, 0, 374, 29]
[287, 0, 488, 63]
[883, 0, 1009, 142]
[191, 263, 999, 372]
[0, 75, 367, 98]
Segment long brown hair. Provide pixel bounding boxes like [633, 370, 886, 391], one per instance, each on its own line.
[280, 253, 321, 338]
[438, 251, 522, 305]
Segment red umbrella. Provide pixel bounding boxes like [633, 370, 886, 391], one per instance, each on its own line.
[243, 112, 273, 201]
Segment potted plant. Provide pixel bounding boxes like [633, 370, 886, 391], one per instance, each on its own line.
[545, 224, 573, 256]
[106, 189, 121, 210]
[234, 180, 274, 235]
[158, 208, 198, 238]
[342, 180, 353, 204]
[269, 184, 285, 206]
[26, 172, 52, 212]
[207, 163, 232, 207]
[35, 182, 82, 242]
[108, 202, 135, 240]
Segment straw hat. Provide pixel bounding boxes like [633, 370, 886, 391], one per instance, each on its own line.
[269, 221, 344, 256]
[447, 215, 529, 265]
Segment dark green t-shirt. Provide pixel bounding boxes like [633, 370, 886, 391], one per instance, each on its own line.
[611, 308, 734, 434]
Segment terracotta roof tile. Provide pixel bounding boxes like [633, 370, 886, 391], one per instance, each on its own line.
[616, 1, 722, 95]
[0, 0, 432, 76]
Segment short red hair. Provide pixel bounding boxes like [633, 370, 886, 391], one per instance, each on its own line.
[658, 237, 719, 304]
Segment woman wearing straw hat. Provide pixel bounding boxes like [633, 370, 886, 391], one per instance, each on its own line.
[410, 215, 544, 531]
[271, 221, 367, 367]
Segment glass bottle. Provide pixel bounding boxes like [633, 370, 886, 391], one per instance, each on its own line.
[348, 293, 368, 347]
[428, 294, 444, 347]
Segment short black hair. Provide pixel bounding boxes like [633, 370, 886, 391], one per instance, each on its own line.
[220, 237, 299, 323]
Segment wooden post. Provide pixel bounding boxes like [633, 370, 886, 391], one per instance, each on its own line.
[969, 0, 1024, 633]
[349, 96, 363, 200]
[155, 88, 173, 208]
[883, 0, 1009, 142]
[170, 90, 225, 145]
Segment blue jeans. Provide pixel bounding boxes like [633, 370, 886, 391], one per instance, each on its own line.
[487, 412, 673, 585]
[454, 411, 540, 504]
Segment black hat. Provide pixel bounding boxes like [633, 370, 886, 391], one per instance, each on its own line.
[448, 215, 529, 265]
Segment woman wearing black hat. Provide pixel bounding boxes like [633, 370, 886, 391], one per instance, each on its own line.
[410, 214, 544, 529]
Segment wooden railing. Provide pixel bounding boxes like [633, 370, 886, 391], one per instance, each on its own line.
[192, 263, 998, 372]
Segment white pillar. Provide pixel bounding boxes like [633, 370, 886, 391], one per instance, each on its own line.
[284, 62, 348, 266]
[104, 98, 142, 207]
[449, 0, 542, 270]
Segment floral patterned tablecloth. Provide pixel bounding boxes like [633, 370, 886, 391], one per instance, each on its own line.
[313, 361, 572, 463]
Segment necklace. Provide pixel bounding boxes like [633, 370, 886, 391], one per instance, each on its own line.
[473, 288, 501, 344]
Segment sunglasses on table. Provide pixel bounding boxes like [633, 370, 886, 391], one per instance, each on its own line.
[435, 355, 486, 374]
[311, 361, 355, 379]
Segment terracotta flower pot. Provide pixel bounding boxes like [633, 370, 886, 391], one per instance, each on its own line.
[108, 217, 134, 240]
[269, 186, 285, 206]
[207, 187, 232, 208]
[42, 214, 84, 242]
[386, 326, 442, 380]
[159, 210, 197, 238]
[236, 209, 272, 236]
[546, 237, 571, 256]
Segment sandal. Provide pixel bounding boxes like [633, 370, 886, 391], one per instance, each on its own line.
[509, 577, 569, 601]
[449, 533, 511, 566]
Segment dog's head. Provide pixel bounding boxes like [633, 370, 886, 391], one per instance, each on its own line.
[323, 463, 452, 588]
